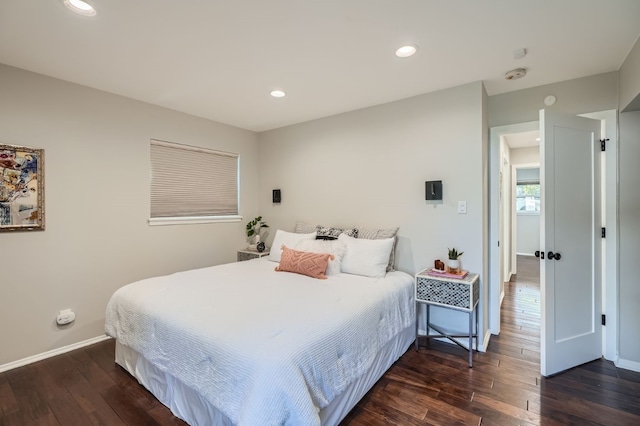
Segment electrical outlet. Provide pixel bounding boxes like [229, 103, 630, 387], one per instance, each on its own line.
[458, 201, 467, 214]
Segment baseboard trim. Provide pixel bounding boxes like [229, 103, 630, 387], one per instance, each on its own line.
[481, 329, 492, 352]
[616, 357, 640, 373]
[0, 334, 111, 373]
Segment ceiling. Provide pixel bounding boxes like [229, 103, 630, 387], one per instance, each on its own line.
[504, 130, 539, 149]
[1, 1, 639, 132]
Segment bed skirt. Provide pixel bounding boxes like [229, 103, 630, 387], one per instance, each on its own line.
[114, 325, 415, 426]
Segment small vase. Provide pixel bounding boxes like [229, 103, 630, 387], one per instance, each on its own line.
[254, 234, 261, 245]
[447, 259, 460, 273]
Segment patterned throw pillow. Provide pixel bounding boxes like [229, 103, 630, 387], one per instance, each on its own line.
[293, 222, 358, 240]
[356, 227, 399, 272]
[316, 226, 343, 240]
[275, 246, 334, 280]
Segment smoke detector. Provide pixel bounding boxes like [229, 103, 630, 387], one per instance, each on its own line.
[505, 68, 527, 80]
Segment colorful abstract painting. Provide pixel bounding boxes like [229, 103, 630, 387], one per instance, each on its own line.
[0, 144, 44, 231]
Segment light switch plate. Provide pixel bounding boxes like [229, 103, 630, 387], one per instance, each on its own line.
[458, 201, 467, 214]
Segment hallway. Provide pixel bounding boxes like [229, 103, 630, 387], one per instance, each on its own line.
[491, 254, 541, 364]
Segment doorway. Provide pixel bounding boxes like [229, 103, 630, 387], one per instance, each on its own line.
[491, 126, 541, 349]
[489, 121, 538, 336]
[488, 110, 619, 366]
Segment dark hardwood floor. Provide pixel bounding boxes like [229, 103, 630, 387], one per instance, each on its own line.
[1, 255, 639, 425]
[342, 256, 640, 425]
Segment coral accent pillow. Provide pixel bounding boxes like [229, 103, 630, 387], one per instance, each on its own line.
[275, 246, 335, 280]
[294, 239, 346, 276]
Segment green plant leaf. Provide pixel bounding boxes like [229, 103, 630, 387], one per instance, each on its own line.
[448, 247, 463, 259]
[246, 216, 268, 237]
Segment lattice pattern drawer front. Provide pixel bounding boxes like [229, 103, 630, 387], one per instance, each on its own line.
[416, 277, 472, 308]
[237, 251, 269, 261]
[237, 252, 255, 261]
[472, 279, 479, 308]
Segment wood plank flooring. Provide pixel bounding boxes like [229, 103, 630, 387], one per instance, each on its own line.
[342, 256, 640, 425]
[1, 255, 639, 425]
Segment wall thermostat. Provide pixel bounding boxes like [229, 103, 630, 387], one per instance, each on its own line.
[544, 95, 557, 106]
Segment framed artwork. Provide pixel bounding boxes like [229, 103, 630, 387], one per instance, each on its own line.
[0, 144, 45, 231]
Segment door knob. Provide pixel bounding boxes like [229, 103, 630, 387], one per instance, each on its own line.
[547, 251, 562, 260]
[535, 250, 540, 258]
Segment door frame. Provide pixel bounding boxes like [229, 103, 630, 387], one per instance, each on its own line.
[488, 110, 618, 361]
[489, 121, 538, 336]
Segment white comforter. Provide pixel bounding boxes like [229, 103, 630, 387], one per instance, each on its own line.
[105, 258, 414, 426]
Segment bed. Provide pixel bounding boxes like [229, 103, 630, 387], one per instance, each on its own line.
[105, 229, 415, 425]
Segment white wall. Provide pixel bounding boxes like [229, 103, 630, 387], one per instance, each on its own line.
[516, 215, 539, 255]
[512, 149, 540, 256]
[0, 64, 260, 367]
[618, 41, 640, 370]
[619, 36, 640, 111]
[510, 147, 539, 165]
[258, 82, 489, 345]
[618, 110, 640, 369]
[489, 73, 618, 127]
[499, 137, 512, 288]
[617, 36, 640, 369]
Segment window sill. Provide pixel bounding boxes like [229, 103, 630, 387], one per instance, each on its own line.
[148, 215, 242, 226]
[516, 211, 540, 216]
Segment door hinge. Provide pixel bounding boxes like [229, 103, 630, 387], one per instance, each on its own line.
[601, 227, 606, 238]
[600, 138, 609, 151]
[601, 314, 606, 326]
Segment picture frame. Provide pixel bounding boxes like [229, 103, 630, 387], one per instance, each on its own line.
[0, 143, 45, 231]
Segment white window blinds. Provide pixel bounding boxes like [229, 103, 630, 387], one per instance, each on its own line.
[150, 139, 239, 219]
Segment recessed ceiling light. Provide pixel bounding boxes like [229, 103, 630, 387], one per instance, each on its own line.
[395, 45, 417, 58]
[63, 0, 97, 16]
[270, 90, 286, 98]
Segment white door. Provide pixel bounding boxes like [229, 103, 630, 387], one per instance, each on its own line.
[540, 109, 602, 377]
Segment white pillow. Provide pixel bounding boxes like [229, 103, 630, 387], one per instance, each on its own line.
[295, 239, 346, 276]
[268, 230, 317, 262]
[338, 233, 394, 278]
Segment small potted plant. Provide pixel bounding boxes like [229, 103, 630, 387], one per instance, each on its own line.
[246, 216, 269, 250]
[447, 247, 464, 273]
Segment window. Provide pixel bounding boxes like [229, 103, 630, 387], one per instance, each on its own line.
[516, 182, 540, 213]
[149, 139, 240, 225]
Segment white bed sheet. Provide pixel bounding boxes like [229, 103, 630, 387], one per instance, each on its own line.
[105, 258, 415, 426]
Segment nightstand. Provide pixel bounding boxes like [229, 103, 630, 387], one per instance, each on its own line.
[237, 249, 270, 262]
[414, 269, 479, 367]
